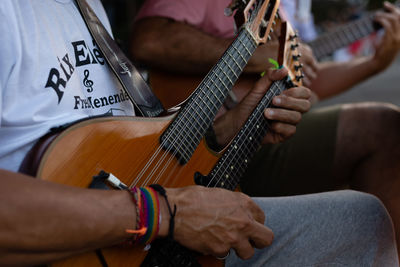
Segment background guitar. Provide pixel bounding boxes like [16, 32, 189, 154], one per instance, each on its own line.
[148, 2, 397, 110]
[308, 1, 400, 61]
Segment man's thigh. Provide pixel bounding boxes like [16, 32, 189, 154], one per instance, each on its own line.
[226, 190, 398, 267]
[240, 105, 342, 197]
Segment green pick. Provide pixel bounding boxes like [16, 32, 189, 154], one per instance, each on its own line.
[261, 58, 281, 77]
[269, 58, 280, 69]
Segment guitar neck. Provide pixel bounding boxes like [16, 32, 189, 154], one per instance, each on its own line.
[308, 13, 378, 60]
[161, 27, 258, 164]
[204, 78, 290, 190]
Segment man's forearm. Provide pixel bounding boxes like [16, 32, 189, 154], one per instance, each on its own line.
[131, 17, 232, 74]
[311, 55, 381, 100]
[130, 17, 279, 75]
[0, 170, 135, 265]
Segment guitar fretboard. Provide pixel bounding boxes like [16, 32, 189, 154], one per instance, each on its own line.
[206, 79, 289, 190]
[160, 28, 258, 164]
[308, 13, 378, 60]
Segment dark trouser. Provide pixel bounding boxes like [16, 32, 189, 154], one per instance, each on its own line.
[240, 105, 342, 197]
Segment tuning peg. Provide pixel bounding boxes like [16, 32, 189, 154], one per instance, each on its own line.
[224, 1, 240, 16]
[289, 33, 298, 40]
[261, 19, 268, 27]
[296, 74, 305, 82]
[224, 7, 234, 16]
[294, 63, 303, 71]
[291, 44, 299, 50]
[292, 53, 302, 61]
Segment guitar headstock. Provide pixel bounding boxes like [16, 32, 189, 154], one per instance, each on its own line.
[226, 0, 280, 45]
[277, 21, 303, 86]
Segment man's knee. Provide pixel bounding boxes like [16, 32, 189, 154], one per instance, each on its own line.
[335, 102, 400, 169]
[336, 190, 394, 242]
[339, 102, 400, 139]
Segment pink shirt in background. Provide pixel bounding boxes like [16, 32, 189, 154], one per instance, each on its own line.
[135, 0, 317, 41]
[135, 0, 236, 38]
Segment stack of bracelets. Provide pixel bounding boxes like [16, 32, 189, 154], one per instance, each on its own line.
[126, 186, 161, 245]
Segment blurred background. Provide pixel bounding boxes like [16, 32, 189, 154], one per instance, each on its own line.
[100, 0, 400, 107]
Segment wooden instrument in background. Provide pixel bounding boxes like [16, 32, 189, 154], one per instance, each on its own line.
[307, 2, 400, 60]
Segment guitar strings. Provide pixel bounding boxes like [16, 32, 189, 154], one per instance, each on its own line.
[129, 31, 255, 188]
[206, 81, 283, 190]
[145, 32, 259, 187]
[128, 2, 270, 189]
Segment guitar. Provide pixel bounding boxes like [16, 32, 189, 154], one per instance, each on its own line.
[197, 21, 302, 190]
[20, 0, 280, 266]
[307, 2, 400, 60]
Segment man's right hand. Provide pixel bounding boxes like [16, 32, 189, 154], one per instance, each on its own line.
[158, 186, 274, 260]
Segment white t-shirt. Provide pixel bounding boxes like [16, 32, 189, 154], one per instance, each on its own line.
[280, 0, 317, 42]
[0, 0, 135, 172]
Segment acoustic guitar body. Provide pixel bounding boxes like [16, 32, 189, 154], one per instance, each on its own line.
[34, 115, 222, 267]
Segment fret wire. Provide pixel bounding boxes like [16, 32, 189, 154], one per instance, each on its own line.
[184, 106, 209, 135]
[315, 39, 330, 60]
[216, 64, 233, 87]
[204, 82, 225, 109]
[226, 55, 241, 74]
[320, 37, 336, 57]
[227, 51, 243, 73]
[331, 31, 344, 49]
[354, 19, 369, 36]
[192, 86, 216, 114]
[180, 105, 210, 138]
[200, 86, 219, 112]
[232, 44, 247, 65]
[176, 121, 200, 151]
[337, 29, 347, 46]
[208, 74, 228, 103]
[310, 42, 323, 60]
[186, 100, 212, 131]
[342, 26, 355, 44]
[347, 23, 363, 41]
[222, 56, 239, 79]
[361, 16, 375, 33]
[217, 63, 235, 86]
[351, 20, 367, 39]
[220, 161, 245, 184]
[238, 35, 253, 57]
[215, 73, 230, 92]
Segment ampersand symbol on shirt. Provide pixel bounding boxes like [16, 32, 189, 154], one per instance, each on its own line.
[83, 69, 94, 93]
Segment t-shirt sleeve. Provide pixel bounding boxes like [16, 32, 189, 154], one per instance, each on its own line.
[0, 2, 17, 124]
[135, 0, 207, 28]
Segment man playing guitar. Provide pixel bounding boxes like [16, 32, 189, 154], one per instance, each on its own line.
[0, 0, 398, 266]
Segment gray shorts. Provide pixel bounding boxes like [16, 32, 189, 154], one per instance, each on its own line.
[227, 190, 398, 266]
[240, 105, 342, 197]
